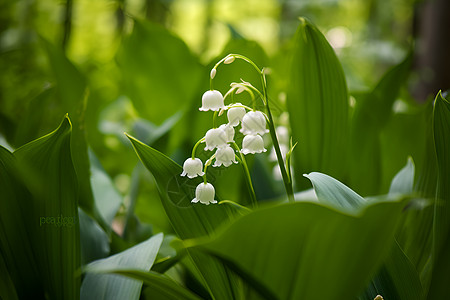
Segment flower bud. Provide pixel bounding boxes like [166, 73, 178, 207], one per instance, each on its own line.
[210, 68, 217, 79]
[224, 56, 235, 64]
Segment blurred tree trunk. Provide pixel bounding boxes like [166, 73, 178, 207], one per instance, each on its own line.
[413, 0, 450, 101]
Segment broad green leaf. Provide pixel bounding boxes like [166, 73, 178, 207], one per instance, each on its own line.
[0, 253, 19, 300]
[396, 103, 434, 277]
[79, 208, 110, 265]
[350, 54, 411, 195]
[287, 18, 349, 190]
[305, 164, 423, 300]
[427, 91, 450, 299]
[389, 157, 415, 195]
[38, 38, 101, 227]
[360, 160, 423, 300]
[81, 233, 163, 300]
[396, 199, 433, 282]
[14, 116, 80, 299]
[0, 146, 42, 298]
[360, 241, 423, 300]
[117, 19, 203, 125]
[89, 149, 123, 226]
[127, 135, 242, 300]
[303, 172, 365, 212]
[380, 106, 428, 193]
[106, 269, 203, 300]
[415, 101, 438, 199]
[193, 199, 405, 300]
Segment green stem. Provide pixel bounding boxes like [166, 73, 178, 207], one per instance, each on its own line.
[240, 82, 265, 107]
[261, 73, 295, 203]
[218, 53, 295, 202]
[213, 111, 219, 128]
[191, 137, 205, 159]
[232, 142, 257, 208]
[231, 53, 294, 202]
[202, 154, 215, 184]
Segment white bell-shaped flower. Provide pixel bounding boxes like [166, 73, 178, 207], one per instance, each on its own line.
[181, 158, 205, 178]
[240, 111, 269, 135]
[191, 182, 217, 205]
[204, 128, 228, 151]
[213, 146, 237, 167]
[227, 103, 246, 127]
[241, 134, 267, 155]
[200, 90, 225, 111]
[219, 124, 235, 143]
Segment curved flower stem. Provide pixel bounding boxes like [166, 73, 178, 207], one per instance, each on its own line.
[213, 111, 219, 128]
[230, 53, 295, 203]
[202, 154, 215, 184]
[232, 142, 257, 208]
[191, 137, 205, 159]
[238, 81, 265, 108]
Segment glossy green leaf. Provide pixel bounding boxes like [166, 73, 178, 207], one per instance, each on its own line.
[360, 159, 423, 300]
[303, 172, 365, 212]
[427, 91, 450, 299]
[389, 157, 415, 195]
[89, 149, 123, 226]
[81, 233, 163, 300]
[117, 19, 203, 125]
[38, 38, 101, 227]
[287, 18, 349, 189]
[106, 269, 203, 300]
[193, 199, 405, 300]
[79, 208, 110, 265]
[350, 54, 411, 195]
[380, 106, 428, 193]
[127, 135, 242, 300]
[0, 146, 41, 298]
[360, 241, 423, 300]
[13, 116, 80, 299]
[396, 103, 434, 277]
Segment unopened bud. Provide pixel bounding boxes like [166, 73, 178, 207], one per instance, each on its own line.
[236, 87, 245, 94]
[224, 56, 235, 64]
[210, 68, 217, 79]
[374, 295, 384, 300]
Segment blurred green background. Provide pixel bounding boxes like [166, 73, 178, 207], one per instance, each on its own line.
[0, 0, 443, 235]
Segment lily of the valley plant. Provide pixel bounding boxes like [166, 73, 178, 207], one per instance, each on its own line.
[180, 54, 296, 206]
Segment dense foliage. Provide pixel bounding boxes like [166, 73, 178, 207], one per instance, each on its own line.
[1, 1, 449, 299]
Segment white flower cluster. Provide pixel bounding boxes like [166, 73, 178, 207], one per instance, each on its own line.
[181, 79, 269, 205]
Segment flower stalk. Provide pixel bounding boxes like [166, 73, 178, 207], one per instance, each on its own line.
[230, 54, 295, 203]
[232, 142, 257, 208]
